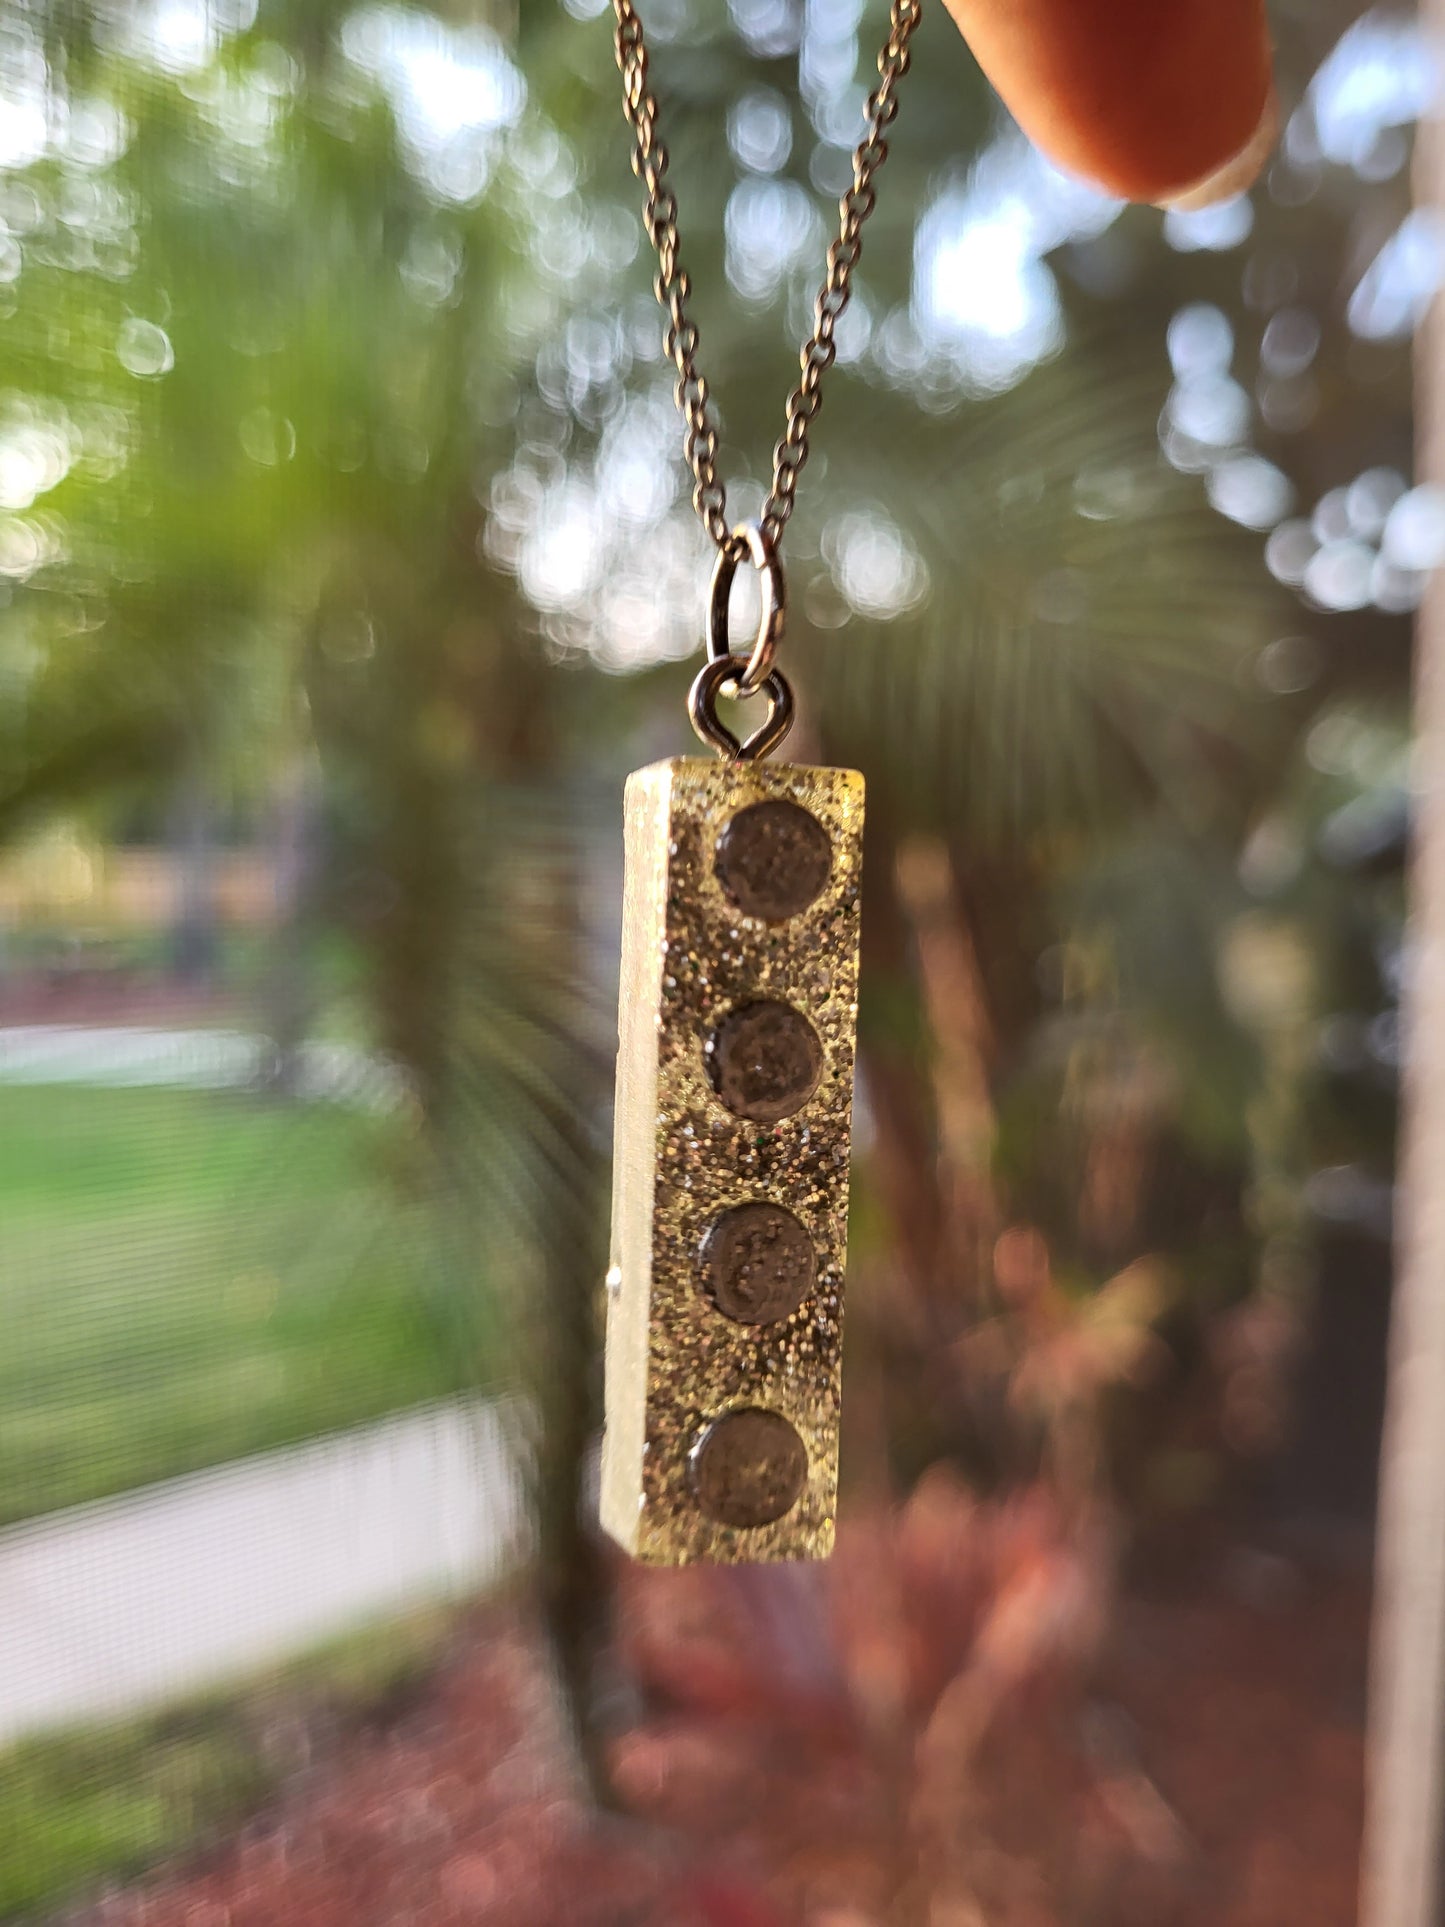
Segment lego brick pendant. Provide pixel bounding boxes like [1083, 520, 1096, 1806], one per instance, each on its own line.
[601, 756, 864, 1564]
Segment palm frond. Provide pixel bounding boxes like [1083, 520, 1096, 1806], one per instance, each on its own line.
[803, 352, 1286, 840]
[432, 782, 612, 1782]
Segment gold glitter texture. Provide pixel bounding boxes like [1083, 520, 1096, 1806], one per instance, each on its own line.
[601, 756, 864, 1564]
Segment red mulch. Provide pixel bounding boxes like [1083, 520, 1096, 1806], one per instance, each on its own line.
[84, 1624, 708, 1927]
[0, 977, 237, 1027]
[1101, 1556, 1367, 1927]
[78, 1533, 1368, 1927]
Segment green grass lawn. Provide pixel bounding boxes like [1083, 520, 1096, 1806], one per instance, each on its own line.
[0, 1083, 493, 1526]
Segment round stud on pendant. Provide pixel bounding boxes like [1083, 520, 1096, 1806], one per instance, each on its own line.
[690, 1408, 808, 1527]
[701, 1200, 817, 1325]
[705, 999, 823, 1122]
[714, 799, 832, 922]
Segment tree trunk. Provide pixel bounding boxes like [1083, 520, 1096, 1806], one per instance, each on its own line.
[167, 763, 218, 987]
[1361, 41, 1445, 1926]
[259, 763, 319, 1096]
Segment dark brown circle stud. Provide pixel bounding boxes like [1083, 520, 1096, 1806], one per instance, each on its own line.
[690, 1408, 808, 1527]
[705, 999, 823, 1122]
[701, 1201, 817, 1325]
[714, 799, 832, 922]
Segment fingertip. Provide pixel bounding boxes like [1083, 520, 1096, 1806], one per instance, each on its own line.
[1159, 81, 1278, 211]
[941, 0, 1277, 208]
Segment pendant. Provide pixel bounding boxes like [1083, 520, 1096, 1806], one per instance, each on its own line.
[601, 531, 864, 1564]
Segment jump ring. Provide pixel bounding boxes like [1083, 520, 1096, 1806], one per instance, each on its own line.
[688, 654, 795, 764]
[706, 518, 786, 693]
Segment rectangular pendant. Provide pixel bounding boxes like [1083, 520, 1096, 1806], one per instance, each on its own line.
[601, 756, 864, 1565]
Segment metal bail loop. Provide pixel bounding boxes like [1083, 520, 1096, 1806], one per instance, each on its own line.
[689, 654, 795, 764]
[706, 519, 787, 694]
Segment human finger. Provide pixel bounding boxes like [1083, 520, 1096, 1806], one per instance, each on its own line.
[939, 0, 1276, 208]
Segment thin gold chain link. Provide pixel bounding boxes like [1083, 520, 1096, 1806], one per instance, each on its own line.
[612, 0, 923, 558]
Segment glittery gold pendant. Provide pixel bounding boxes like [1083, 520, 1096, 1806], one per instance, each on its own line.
[601, 0, 917, 1557]
[600, 753, 864, 1565]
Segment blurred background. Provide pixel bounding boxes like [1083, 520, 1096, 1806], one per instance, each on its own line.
[0, 0, 1427, 1921]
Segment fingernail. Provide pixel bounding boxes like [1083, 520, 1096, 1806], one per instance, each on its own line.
[1159, 81, 1279, 211]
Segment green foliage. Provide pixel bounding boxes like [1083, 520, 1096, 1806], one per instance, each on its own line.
[0, 1712, 265, 1921]
[0, 1601, 461, 1920]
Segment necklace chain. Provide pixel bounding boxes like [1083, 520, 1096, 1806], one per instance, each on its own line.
[612, 0, 922, 560]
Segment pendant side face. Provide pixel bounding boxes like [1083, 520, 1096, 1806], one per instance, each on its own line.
[600, 763, 674, 1553]
[600, 755, 864, 1566]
